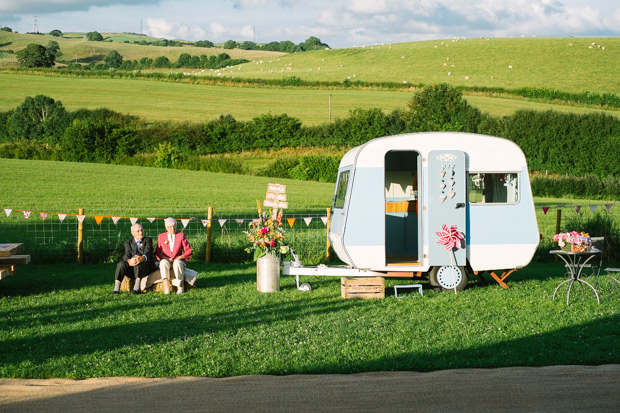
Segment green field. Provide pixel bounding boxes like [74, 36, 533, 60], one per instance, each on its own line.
[1, 34, 619, 124]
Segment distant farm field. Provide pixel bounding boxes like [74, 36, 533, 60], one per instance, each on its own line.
[1, 73, 618, 125]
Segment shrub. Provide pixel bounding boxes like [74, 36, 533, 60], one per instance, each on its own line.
[562, 211, 620, 261]
[154, 142, 183, 168]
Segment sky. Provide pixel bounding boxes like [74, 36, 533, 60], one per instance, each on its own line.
[1, 0, 619, 49]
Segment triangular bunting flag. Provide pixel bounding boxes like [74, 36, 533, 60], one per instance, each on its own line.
[40, 212, 48, 221]
[23, 211, 32, 219]
[147, 217, 156, 223]
[574, 205, 581, 213]
[218, 219, 227, 227]
[542, 207, 550, 215]
[287, 218, 295, 228]
[606, 204, 612, 212]
[589, 205, 597, 213]
[4, 209, 12, 217]
[94, 215, 104, 225]
[236, 219, 244, 227]
[77, 215, 86, 223]
[58, 213, 67, 224]
[130, 217, 139, 225]
[181, 219, 190, 228]
[304, 217, 312, 227]
[321, 216, 328, 225]
[201, 219, 208, 227]
[112, 216, 121, 225]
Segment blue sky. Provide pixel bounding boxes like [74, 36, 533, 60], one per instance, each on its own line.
[1, 0, 619, 49]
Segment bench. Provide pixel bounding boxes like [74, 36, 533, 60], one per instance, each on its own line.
[0, 243, 31, 279]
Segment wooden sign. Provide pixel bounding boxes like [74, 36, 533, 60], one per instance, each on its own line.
[267, 183, 286, 193]
[266, 192, 287, 202]
[264, 183, 288, 218]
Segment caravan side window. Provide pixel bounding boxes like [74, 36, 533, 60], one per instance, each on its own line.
[469, 173, 519, 204]
[334, 170, 350, 209]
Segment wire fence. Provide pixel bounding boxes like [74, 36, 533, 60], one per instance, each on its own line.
[0, 207, 331, 264]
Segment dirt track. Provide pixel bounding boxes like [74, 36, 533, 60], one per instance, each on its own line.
[2, 365, 619, 412]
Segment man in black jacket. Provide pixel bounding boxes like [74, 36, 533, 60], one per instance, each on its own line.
[111, 223, 156, 295]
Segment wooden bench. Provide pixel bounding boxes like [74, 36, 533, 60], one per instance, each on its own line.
[0, 243, 31, 279]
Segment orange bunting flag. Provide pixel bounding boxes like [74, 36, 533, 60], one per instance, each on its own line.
[94, 215, 104, 225]
[287, 218, 296, 228]
[542, 207, 550, 215]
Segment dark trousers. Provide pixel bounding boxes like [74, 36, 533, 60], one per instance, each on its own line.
[115, 260, 152, 282]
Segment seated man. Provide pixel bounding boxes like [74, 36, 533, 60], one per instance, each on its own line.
[112, 223, 156, 295]
[156, 217, 193, 295]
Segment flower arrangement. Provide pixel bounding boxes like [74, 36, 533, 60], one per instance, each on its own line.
[553, 231, 591, 252]
[244, 209, 289, 261]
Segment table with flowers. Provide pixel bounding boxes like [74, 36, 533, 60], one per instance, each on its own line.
[551, 231, 600, 305]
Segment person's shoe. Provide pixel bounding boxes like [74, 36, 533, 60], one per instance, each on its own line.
[110, 291, 120, 295]
[131, 290, 141, 295]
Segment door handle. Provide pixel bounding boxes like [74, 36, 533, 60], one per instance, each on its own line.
[455, 203, 465, 209]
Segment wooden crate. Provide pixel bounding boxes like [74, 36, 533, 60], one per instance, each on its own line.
[341, 277, 385, 299]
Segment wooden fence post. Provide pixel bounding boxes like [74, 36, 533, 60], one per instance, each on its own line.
[206, 206, 213, 263]
[77, 207, 84, 264]
[325, 207, 331, 260]
[555, 208, 562, 237]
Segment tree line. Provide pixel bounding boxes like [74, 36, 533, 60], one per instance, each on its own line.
[1, 85, 619, 197]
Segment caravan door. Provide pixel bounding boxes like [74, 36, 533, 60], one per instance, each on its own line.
[427, 150, 467, 266]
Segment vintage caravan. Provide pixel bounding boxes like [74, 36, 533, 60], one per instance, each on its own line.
[284, 132, 539, 291]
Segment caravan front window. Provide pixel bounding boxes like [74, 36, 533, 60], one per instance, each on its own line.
[469, 173, 519, 204]
[334, 170, 350, 209]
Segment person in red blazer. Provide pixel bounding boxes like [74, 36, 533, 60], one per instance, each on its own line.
[156, 217, 193, 294]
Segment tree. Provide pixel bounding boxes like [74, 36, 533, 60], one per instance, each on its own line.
[223, 40, 237, 49]
[240, 41, 257, 50]
[7, 95, 69, 143]
[153, 56, 170, 68]
[46, 40, 62, 58]
[49, 29, 63, 37]
[16, 43, 55, 68]
[299, 36, 330, 51]
[104, 50, 123, 68]
[1, 27, 12, 32]
[86, 31, 104, 41]
[195, 40, 214, 48]
[402, 83, 482, 132]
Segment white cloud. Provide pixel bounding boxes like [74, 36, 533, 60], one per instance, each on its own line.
[145, 18, 205, 41]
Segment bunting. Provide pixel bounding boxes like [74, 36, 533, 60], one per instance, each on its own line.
[112, 216, 121, 225]
[235, 219, 244, 226]
[574, 205, 581, 213]
[181, 219, 190, 228]
[304, 217, 312, 227]
[94, 215, 104, 225]
[4, 209, 11, 217]
[541, 206, 550, 214]
[147, 217, 156, 223]
[287, 218, 295, 228]
[606, 204, 612, 212]
[23, 211, 32, 219]
[40, 212, 48, 221]
[218, 219, 227, 227]
[130, 217, 139, 225]
[589, 205, 597, 213]
[201, 219, 208, 227]
[77, 215, 86, 223]
[58, 214, 67, 224]
[321, 216, 328, 225]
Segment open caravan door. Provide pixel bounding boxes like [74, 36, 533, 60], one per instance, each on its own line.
[427, 150, 468, 291]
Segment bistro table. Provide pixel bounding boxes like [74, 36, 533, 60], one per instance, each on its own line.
[550, 248, 601, 305]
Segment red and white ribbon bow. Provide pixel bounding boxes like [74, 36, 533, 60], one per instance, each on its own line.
[436, 224, 465, 251]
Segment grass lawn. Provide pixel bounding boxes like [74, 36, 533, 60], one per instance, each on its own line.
[1, 261, 619, 378]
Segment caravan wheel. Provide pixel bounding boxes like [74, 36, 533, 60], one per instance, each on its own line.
[429, 266, 468, 291]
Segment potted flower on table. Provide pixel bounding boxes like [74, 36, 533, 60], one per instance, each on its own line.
[552, 231, 591, 252]
[245, 209, 289, 292]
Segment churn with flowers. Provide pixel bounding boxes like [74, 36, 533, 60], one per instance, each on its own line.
[245, 208, 289, 292]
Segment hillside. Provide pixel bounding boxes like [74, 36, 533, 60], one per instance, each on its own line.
[0, 31, 285, 66]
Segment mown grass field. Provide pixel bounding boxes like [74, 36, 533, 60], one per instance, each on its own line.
[1, 260, 619, 378]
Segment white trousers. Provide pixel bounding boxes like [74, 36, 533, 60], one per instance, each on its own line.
[159, 259, 186, 287]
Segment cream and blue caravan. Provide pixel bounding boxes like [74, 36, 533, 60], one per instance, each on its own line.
[328, 132, 539, 290]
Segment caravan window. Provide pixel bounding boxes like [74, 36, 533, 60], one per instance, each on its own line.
[334, 170, 350, 209]
[468, 173, 519, 204]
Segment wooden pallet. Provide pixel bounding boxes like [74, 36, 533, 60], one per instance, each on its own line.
[341, 277, 385, 299]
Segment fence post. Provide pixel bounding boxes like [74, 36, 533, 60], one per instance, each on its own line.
[206, 206, 213, 263]
[77, 207, 84, 264]
[555, 208, 562, 236]
[325, 207, 331, 260]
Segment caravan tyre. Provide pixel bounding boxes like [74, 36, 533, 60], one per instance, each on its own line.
[429, 266, 468, 291]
